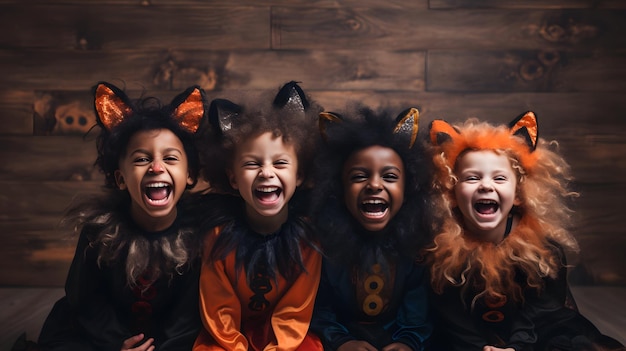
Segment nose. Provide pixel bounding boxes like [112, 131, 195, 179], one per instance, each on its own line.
[366, 176, 383, 192]
[149, 160, 164, 174]
[478, 180, 494, 192]
[258, 165, 275, 179]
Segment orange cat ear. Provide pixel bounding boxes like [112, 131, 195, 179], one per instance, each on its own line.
[318, 111, 343, 141]
[393, 107, 420, 148]
[429, 119, 460, 146]
[509, 111, 538, 151]
[93, 82, 134, 131]
[171, 86, 206, 133]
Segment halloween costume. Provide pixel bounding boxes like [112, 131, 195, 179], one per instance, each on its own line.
[309, 107, 436, 351]
[193, 82, 323, 351]
[37, 82, 206, 351]
[427, 112, 624, 351]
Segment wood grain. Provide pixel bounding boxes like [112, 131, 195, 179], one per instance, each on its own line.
[273, 7, 626, 50]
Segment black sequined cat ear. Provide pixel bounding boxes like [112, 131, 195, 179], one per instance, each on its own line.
[93, 82, 134, 131]
[393, 107, 420, 148]
[318, 111, 344, 141]
[208, 98, 242, 134]
[273, 81, 310, 116]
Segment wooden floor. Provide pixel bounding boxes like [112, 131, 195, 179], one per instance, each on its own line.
[0, 287, 624, 350]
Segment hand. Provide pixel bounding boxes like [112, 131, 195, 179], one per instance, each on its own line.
[337, 340, 378, 351]
[382, 342, 412, 351]
[121, 334, 155, 351]
[483, 346, 514, 351]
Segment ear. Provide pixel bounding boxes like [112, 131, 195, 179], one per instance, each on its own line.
[273, 81, 309, 116]
[208, 98, 241, 134]
[318, 111, 343, 141]
[393, 107, 420, 148]
[429, 119, 460, 146]
[226, 168, 238, 190]
[509, 111, 538, 151]
[171, 85, 206, 133]
[93, 82, 134, 131]
[114, 170, 126, 190]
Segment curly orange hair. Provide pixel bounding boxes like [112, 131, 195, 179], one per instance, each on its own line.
[427, 113, 579, 303]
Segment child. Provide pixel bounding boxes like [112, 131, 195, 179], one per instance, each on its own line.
[308, 106, 440, 351]
[192, 81, 324, 351]
[426, 112, 624, 351]
[37, 81, 207, 351]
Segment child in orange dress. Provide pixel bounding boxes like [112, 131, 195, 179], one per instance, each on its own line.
[192, 82, 324, 351]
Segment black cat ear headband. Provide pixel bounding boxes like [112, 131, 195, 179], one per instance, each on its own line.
[207, 80, 310, 134]
[93, 81, 206, 133]
[318, 107, 421, 149]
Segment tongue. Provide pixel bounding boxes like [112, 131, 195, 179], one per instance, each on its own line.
[146, 187, 168, 201]
[475, 203, 497, 214]
[256, 191, 279, 202]
[363, 203, 387, 213]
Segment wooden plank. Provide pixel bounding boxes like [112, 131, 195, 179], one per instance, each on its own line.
[0, 136, 100, 181]
[0, 0, 428, 7]
[0, 4, 269, 50]
[0, 288, 65, 348]
[0, 50, 425, 91]
[272, 7, 626, 50]
[0, 90, 34, 135]
[426, 50, 626, 92]
[429, 0, 626, 9]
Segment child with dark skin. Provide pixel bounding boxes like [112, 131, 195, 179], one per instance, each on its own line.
[309, 106, 443, 351]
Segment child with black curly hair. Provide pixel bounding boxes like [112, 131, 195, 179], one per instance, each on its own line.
[37, 82, 207, 351]
[308, 105, 442, 351]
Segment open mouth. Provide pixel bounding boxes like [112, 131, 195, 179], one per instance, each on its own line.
[255, 186, 282, 203]
[474, 199, 499, 215]
[360, 199, 389, 218]
[144, 182, 172, 205]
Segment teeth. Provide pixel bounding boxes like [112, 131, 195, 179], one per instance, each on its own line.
[362, 199, 386, 205]
[476, 199, 497, 204]
[257, 186, 278, 192]
[146, 182, 170, 188]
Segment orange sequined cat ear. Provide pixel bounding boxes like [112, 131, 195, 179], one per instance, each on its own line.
[509, 111, 538, 151]
[393, 107, 420, 149]
[93, 82, 134, 131]
[429, 119, 461, 146]
[170, 85, 206, 134]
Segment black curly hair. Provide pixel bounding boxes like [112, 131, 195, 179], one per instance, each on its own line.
[95, 96, 200, 190]
[311, 104, 443, 272]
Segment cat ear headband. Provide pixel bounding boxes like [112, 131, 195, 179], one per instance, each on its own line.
[94, 81, 205, 133]
[429, 111, 539, 172]
[208, 80, 310, 134]
[319, 107, 420, 148]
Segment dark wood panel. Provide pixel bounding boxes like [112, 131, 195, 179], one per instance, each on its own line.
[0, 0, 428, 6]
[426, 50, 626, 92]
[273, 7, 626, 50]
[0, 90, 34, 135]
[0, 50, 425, 91]
[429, 0, 626, 9]
[0, 5, 269, 50]
[0, 137, 99, 181]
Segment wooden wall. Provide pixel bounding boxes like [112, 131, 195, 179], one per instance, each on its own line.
[1, 0, 625, 287]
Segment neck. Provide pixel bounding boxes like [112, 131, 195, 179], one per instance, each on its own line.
[245, 205, 289, 235]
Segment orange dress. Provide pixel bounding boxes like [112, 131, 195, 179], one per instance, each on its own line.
[194, 225, 323, 351]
